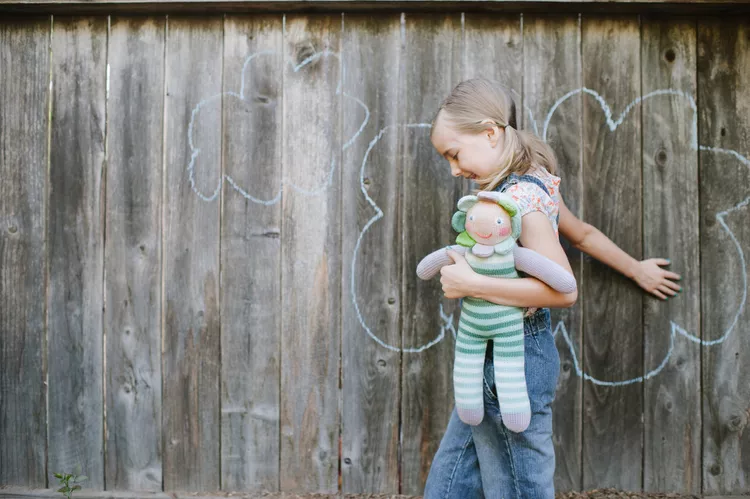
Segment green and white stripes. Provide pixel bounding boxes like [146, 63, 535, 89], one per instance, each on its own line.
[453, 252, 531, 431]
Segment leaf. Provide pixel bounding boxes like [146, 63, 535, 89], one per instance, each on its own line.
[73, 464, 82, 475]
[54, 473, 63, 479]
[72, 486, 81, 491]
[74, 476, 88, 483]
[58, 488, 67, 493]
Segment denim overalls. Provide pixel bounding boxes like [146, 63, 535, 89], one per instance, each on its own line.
[424, 173, 561, 499]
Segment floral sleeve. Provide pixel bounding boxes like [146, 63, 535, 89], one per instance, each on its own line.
[505, 182, 553, 218]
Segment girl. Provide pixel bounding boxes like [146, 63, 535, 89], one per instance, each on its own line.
[423, 78, 681, 499]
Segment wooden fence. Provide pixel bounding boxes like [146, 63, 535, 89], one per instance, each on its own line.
[0, 10, 749, 497]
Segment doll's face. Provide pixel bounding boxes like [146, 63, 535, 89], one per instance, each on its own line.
[464, 200, 513, 246]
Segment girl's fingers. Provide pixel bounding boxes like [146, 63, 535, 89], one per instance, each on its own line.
[664, 271, 681, 280]
[664, 280, 682, 292]
[653, 289, 667, 300]
[659, 285, 678, 297]
[654, 258, 671, 266]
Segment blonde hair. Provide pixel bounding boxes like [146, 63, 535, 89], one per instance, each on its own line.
[430, 78, 557, 191]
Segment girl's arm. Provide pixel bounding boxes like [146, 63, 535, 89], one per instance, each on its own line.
[557, 195, 681, 300]
[441, 211, 578, 308]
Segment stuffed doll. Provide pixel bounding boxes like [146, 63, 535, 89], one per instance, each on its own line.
[416, 191, 576, 431]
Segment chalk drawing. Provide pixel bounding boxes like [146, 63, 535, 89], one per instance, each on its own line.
[537, 88, 749, 385]
[350, 123, 458, 352]
[188, 49, 369, 204]
[351, 87, 748, 385]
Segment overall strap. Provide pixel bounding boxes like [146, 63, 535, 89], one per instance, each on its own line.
[495, 172, 552, 197]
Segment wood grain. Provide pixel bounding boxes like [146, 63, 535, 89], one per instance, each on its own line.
[0, 16, 50, 487]
[581, 15, 643, 491]
[220, 14, 284, 493]
[162, 16, 223, 491]
[641, 16, 701, 494]
[105, 16, 165, 491]
[47, 16, 106, 488]
[340, 13, 402, 495]
[698, 17, 750, 496]
[279, 15, 342, 493]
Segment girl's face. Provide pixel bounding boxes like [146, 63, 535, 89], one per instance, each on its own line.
[430, 112, 506, 182]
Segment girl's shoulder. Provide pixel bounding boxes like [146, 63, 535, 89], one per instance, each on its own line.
[504, 165, 561, 232]
[505, 166, 561, 203]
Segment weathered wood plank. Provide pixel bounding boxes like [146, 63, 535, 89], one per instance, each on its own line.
[399, 13, 463, 496]
[340, 13, 402, 494]
[698, 17, 750, 496]
[464, 14, 522, 123]
[0, 16, 49, 487]
[105, 16, 165, 491]
[641, 17, 701, 494]
[279, 15, 342, 493]
[220, 14, 283, 492]
[580, 16, 643, 490]
[523, 14, 583, 493]
[162, 16, 223, 491]
[47, 16, 106, 488]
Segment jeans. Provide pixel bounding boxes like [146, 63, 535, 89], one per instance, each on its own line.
[424, 308, 560, 499]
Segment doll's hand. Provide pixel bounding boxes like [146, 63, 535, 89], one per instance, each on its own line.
[440, 250, 480, 299]
[633, 258, 681, 300]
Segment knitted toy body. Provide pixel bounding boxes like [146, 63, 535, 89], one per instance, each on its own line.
[456, 251, 529, 431]
[416, 191, 576, 433]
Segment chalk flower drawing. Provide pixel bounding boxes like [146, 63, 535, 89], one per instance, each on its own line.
[187, 49, 369, 205]
[351, 88, 748, 387]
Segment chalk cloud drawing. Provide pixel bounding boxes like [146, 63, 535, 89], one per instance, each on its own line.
[351, 87, 748, 388]
[188, 49, 370, 205]
[350, 123, 458, 353]
[537, 88, 749, 386]
[185, 46, 748, 384]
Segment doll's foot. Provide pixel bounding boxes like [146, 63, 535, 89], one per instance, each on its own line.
[457, 407, 484, 426]
[502, 411, 530, 432]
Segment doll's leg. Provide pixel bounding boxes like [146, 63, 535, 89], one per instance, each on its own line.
[493, 318, 531, 432]
[454, 329, 488, 426]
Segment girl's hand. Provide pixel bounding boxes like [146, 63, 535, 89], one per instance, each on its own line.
[440, 250, 480, 299]
[633, 258, 682, 300]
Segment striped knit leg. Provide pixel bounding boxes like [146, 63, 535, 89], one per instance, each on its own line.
[493, 320, 531, 432]
[453, 327, 488, 426]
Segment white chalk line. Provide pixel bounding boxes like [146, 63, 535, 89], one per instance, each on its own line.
[350, 123, 458, 353]
[188, 49, 369, 204]
[539, 88, 748, 385]
[355, 89, 748, 386]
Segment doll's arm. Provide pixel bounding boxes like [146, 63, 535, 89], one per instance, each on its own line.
[417, 245, 467, 280]
[513, 246, 577, 294]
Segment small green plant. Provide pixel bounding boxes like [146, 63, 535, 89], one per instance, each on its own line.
[53, 464, 88, 499]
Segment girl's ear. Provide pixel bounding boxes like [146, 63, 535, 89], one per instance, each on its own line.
[452, 211, 467, 232]
[479, 119, 502, 146]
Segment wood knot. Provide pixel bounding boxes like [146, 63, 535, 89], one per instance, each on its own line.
[727, 414, 745, 432]
[655, 148, 668, 167]
[295, 42, 317, 68]
[664, 48, 676, 63]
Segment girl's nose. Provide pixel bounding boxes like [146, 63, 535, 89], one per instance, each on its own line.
[450, 165, 462, 177]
